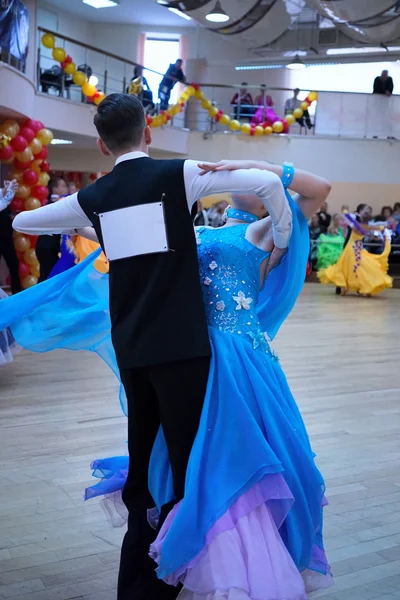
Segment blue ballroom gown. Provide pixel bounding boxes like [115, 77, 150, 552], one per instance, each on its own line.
[0, 194, 332, 599]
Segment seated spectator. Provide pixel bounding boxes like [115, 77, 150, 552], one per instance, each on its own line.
[158, 59, 186, 111]
[254, 84, 273, 108]
[129, 65, 154, 113]
[230, 83, 254, 121]
[208, 200, 229, 228]
[193, 200, 209, 227]
[318, 201, 332, 233]
[285, 88, 312, 129]
[393, 202, 400, 223]
[309, 214, 322, 269]
[67, 181, 77, 195]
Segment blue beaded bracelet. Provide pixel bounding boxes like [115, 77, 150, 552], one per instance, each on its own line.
[281, 163, 294, 189]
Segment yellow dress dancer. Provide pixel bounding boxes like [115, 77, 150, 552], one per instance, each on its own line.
[318, 216, 392, 295]
[75, 236, 109, 274]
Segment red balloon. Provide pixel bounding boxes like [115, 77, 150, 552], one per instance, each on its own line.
[40, 160, 50, 172]
[23, 118, 40, 133]
[35, 146, 48, 160]
[31, 185, 48, 201]
[64, 55, 72, 64]
[30, 235, 38, 247]
[40, 197, 48, 206]
[11, 135, 28, 152]
[10, 198, 25, 213]
[19, 127, 35, 143]
[14, 159, 33, 170]
[35, 121, 45, 132]
[282, 121, 289, 134]
[23, 169, 39, 186]
[19, 262, 31, 278]
[0, 145, 13, 160]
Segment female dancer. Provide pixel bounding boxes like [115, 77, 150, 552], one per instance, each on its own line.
[316, 213, 345, 270]
[318, 205, 392, 296]
[0, 162, 332, 599]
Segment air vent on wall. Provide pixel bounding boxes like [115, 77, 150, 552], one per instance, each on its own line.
[318, 28, 338, 46]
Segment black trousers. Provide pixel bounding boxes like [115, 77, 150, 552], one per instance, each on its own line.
[118, 356, 210, 600]
[0, 218, 21, 294]
[36, 247, 59, 283]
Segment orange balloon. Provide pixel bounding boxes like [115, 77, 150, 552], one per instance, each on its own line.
[23, 248, 37, 266]
[31, 159, 44, 174]
[38, 172, 50, 186]
[82, 82, 97, 97]
[30, 264, 40, 279]
[94, 93, 105, 106]
[11, 170, 24, 183]
[0, 120, 19, 139]
[264, 126, 273, 135]
[36, 128, 53, 146]
[22, 275, 38, 289]
[16, 184, 31, 199]
[29, 138, 43, 155]
[25, 197, 42, 211]
[15, 147, 33, 163]
[14, 235, 31, 252]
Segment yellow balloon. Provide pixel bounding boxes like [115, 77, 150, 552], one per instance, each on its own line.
[201, 98, 212, 110]
[36, 128, 54, 146]
[16, 184, 31, 199]
[82, 82, 97, 97]
[264, 126, 273, 135]
[300, 101, 309, 111]
[254, 125, 264, 136]
[185, 85, 195, 97]
[94, 93, 105, 106]
[15, 148, 33, 162]
[31, 159, 44, 174]
[41, 33, 55, 49]
[0, 121, 19, 139]
[29, 138, 43, 155]
[219, 113, 231, 126]
[22, 275, 38, 289]
[293, 108, 303, 119]
[208, 106, 219, 118]
[24, 248, 38, 266]
[30, 264, 40, 279]
[308, 91, 318, 102]
[52, 47, 66, 62]
[285, 113, 295, 126]
[11, 170, 24, 183]
[272, 120, 284, 133]
[170, 104, 180, 116]
[229, 119, 241, 132]
[241, 123, 251, 135]
[64, 62, 77, 75]
[38, 172, 50, 186]
[14, 235, 31, 252]
[73, 71, 87, 86]
[194, 89, 204, 100]
[25, 197, 42, 211]
[179, 92, 189, 103]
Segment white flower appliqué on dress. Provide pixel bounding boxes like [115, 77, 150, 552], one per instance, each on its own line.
[209, 261, 218, 271]
[233, 291, 253, 311]
[216, 301, 225, 312]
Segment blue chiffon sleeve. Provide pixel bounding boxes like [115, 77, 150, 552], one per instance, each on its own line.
[257, 190, 310, 340]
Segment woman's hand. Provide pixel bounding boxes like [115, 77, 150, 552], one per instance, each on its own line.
[197, 160, 256, 176]
[5, 179, 18, 194]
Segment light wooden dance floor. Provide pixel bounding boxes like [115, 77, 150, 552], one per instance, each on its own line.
[0, 284, 399, 600]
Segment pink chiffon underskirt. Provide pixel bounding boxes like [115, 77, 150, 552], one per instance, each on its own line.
[150, 474, 332, 600]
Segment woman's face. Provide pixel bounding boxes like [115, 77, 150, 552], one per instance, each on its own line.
[360, 206, 372, 221]
[382, 208, 392, 220]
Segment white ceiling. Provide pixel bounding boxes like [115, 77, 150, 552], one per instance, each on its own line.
[40, 0, 195, 26]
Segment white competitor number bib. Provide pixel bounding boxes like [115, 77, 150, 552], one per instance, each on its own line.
[99, 201, 169, 262]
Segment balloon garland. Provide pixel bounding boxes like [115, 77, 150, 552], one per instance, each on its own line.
[0, 118, 54, 289]
[40, 31, 318, 135]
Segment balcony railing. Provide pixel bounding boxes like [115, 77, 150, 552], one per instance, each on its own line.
[35, 28, 400, 141]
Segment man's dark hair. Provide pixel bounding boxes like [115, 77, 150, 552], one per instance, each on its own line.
[94, 93, 146, 153]
[356, 203, 367, 213]
[48, 177, 65, 197]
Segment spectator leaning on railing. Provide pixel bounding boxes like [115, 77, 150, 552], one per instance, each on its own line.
[230, 83, 254, 121]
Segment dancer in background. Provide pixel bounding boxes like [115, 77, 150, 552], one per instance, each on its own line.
[2, 158, 332, 599]
[316, 213, 345, 270]
[318, 205, 392, 296]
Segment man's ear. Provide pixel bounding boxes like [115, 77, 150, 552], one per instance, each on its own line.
[97, 138, 111, 156]
[144, 125, 152, 147]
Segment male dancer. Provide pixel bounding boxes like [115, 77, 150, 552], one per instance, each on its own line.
[14, 93, 292, 600]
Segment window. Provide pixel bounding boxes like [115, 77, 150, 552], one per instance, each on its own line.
[144, 36, 181, 104]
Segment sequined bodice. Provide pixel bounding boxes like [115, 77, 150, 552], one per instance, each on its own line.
[197, 225, 272, 353]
